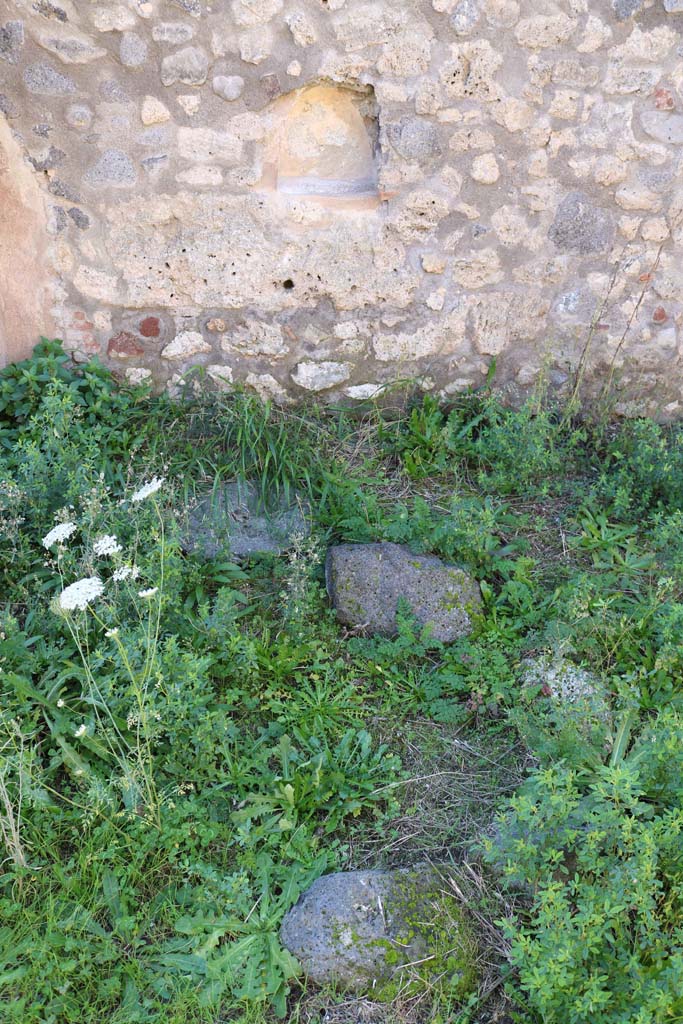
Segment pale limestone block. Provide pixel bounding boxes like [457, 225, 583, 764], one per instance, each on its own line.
[141, 96, 171, 126]
[470, 152, 500, 184]
[426, 288, 446, 311]
[162, 331, 211, 360]
[483, 0, 520, 26]
[345, 383, 384, 400]
[177, 95, 201, 116]
[177, 127, 242, 164]
[615, 185, 662, 212]
[549, 90, 580, 120]
[93, 310, 112, 332]
[490, 96, 534, 132]
[221, 320, 288, 358]
[613, 26, 677, 64]
[176, 166, 223, 186]
[515, 15, 577, 50]
[577, 16, 611, 53]
[245, 373, 291, 404]
[229, 113, 265, 142]
[491, 205, 530, 247]
[231, 0, 283, 26]
[452, 249, 503, 289]
[450, 128, 495, 152]
[291, 361, 352, 391]
[548, 128, 577, 157]
[206, 364, 234, 389]
[618, 216, 642, 241]
[239, 27, 273, 64]
[286, 11, 317, 46]
[422, 253, 447, 273]
[593, 155, 628, 187]
[126, 367, 153, 385]
[527, 150, 548, 178]
[90, 6, 136, 31]
[641, 218, 670, 243]
[415, 80, 442, 115]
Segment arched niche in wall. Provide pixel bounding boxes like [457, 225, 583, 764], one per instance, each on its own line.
[260, 83, 380, 210]
[0, 117, 53, 367]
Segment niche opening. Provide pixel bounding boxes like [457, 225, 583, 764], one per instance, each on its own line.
[261, 83, 380, 205]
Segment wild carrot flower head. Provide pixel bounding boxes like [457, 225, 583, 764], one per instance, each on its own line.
[138, 587, 158, 599]
[112, 565, 137, 581]
[93, 535, 122, 557]
[131, 477, 164, 503]
[59, 577, 105, 612]
[42, 522, 77, 548]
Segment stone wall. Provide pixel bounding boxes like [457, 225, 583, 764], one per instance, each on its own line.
[1, 0, 683, 414]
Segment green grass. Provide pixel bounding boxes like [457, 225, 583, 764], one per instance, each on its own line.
[2, 341, 683, 1022]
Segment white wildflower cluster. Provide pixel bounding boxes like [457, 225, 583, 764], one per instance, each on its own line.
[93, 534, 122, 557]
[42, 522, 78, 549]
[112, 565, 140, 582]
[74, 723, 87, 738]
[131, 477, 165, 503]
[138, 587, 158, 599]
[59, 577, 105, 611]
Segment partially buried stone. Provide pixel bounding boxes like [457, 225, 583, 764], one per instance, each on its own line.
[280, 868, 474, 993]
[185, 481, 310, 559]
[326, 542, 480, 641]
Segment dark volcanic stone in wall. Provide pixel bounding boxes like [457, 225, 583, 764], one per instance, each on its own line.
[549, 192, 616, 255]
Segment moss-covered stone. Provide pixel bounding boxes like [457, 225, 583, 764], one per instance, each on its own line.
[280, 867, 478, 996]
[326, 542, 481, 642]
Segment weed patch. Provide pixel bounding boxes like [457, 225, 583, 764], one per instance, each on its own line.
[2, 345, 683, 1022]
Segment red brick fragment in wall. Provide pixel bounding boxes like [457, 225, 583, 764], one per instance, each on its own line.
[652, 307, 668, 325]
[107, 331, 145, 358]
[139, 316, 160, 338]
[654, 88, 675, 111]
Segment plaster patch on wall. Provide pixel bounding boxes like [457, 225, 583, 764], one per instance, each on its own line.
[0, 117, 53, 366]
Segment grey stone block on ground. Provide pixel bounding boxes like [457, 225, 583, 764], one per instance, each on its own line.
[185, 480, 309, 559]
[280, 868, 457, 992]
[326, 542, 480, 641]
